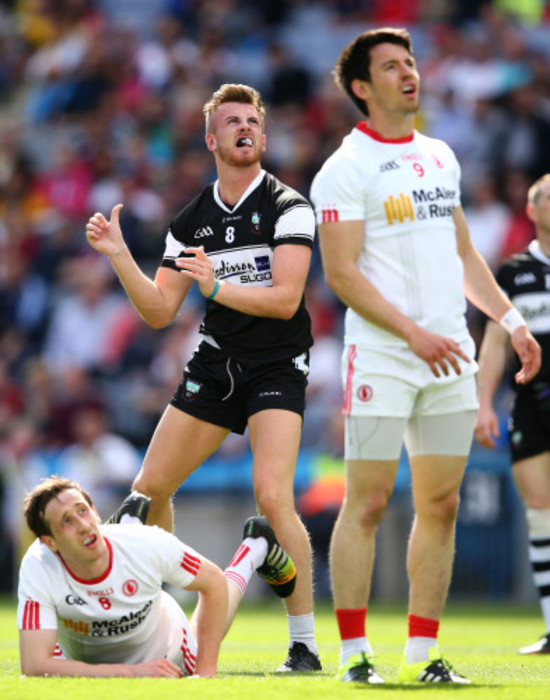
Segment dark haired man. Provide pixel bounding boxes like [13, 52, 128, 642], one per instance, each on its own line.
[310, 27, 540, 684]
[17, 476, 296, 677]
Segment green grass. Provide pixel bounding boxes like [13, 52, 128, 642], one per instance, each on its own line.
[1, 595, 550, 699]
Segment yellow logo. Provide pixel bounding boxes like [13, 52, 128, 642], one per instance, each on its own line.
[64, 618, 90, 635]
[384, 194, 414, 225]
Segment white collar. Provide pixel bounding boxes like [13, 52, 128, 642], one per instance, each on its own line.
[528, 239, 550, 266]
[213, 170, 266, 212]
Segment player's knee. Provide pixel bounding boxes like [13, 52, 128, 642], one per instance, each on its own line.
[255, 486, 293, 522]
[132, 472, 174, 503]
[420, 491, 460, 527]
[349, 492, 389, 532]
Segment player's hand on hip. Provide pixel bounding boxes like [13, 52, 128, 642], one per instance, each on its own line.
[85, 204, 125, 256]
[511, 326, 541, 385]
[176, 246, 218, 298]
[407, 326, 471, 378]
[474, 406, 499, 449]
[130, 658, 185, 678]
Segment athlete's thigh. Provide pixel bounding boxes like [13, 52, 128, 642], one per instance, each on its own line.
[140, 404, 229, 492]
[406, 411, 473, 506]
[344, 457, 400, 508]
[345, 415, 408, 460]
[248, 408, 302, 496]
[409, 452, 468, 509]
[405, 410, 477, 458]
[513, 452, 550, 507]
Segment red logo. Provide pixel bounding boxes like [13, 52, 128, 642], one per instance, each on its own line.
[122, 579, 139, 596]
[321, 208, 339, 223]
[357, 385, 373, 402]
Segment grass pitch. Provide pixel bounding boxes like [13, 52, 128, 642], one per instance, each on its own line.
[1, 596, 549, 699]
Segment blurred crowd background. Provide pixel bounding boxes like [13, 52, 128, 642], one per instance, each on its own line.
[1, 0, 550, 595]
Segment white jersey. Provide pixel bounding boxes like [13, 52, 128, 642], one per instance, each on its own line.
[310, 123, 472, 349]
[17, 524, 201, 674]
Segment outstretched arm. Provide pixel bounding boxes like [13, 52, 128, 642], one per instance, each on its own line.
[19, 629, 184, 678]
[85, 204, 192, 328]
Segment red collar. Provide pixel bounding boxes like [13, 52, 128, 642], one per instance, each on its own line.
[356, 122, 414, 144]
[57, 536, 113, 584]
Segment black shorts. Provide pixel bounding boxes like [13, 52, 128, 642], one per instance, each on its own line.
[170, 340, 309, 434]
[508, 388, 550, 462]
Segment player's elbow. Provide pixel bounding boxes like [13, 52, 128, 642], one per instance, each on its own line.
[323, 269, 346, 298]
[20, 657, 49, 677]
[276, 300, 300, 320]
[141, 309, 176, 329]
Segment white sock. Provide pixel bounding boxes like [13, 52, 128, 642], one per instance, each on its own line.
[526, 509, 550, 632]
[405, 636, 438, 664]
[288, 613, 318, 655]
[224, 536, 267, 596]
[340, 637, 372, 666]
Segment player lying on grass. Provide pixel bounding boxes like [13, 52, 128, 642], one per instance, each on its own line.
[17, 477, 296, 677]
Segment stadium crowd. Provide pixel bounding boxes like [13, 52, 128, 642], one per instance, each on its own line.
[2, 0, 550, 590]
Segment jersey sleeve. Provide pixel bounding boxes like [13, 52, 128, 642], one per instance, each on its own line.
[146, 526, 203, 589]
[495, 260, 512, 297]
[17, 547, 58, 631]
[310, 156, 365, 224]
[273, 203, 315, 248]
[160, 227, 187, 270]
[439, 141, 462, 207]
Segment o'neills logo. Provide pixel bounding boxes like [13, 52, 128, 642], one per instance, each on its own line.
[357, 385, 373, 402]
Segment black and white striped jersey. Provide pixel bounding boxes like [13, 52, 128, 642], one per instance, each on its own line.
[161, 170, 315, 365]
[496, 239, 550, 386]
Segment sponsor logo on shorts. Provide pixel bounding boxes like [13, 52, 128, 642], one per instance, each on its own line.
[122, 579, 139, 596]
[183, 379, 201, 401]
[357, 385, 373, 402]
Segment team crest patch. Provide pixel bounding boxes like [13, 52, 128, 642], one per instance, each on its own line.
[251, 211, 261, 234]
[122, 579, 139, 596]
[182, 379, 201, 401]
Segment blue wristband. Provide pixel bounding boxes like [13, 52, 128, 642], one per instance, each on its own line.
[206, 280, 220, 300]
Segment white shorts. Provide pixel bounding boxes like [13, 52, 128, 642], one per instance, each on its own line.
[161, 591, 198, 676]
[341, 341, 478, 460]
[345, 411, 478, 460]
[341, 341, 479, 418]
